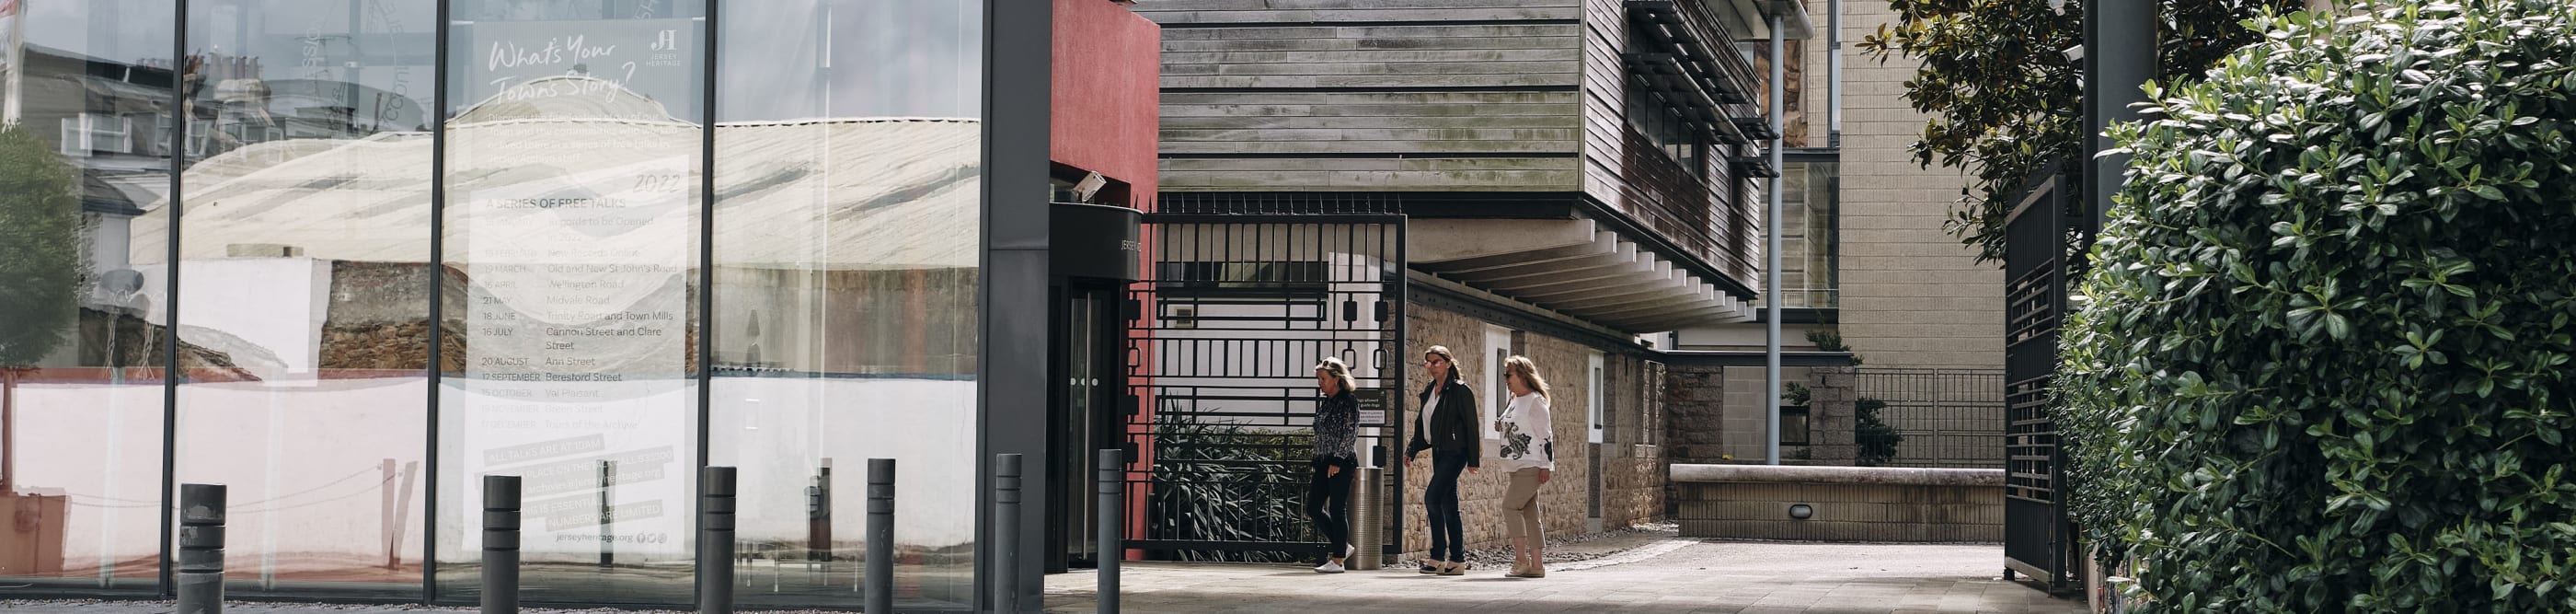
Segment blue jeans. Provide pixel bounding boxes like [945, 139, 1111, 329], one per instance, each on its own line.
[1424, 449, 1467, 562]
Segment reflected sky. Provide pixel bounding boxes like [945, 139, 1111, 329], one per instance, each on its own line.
[13, 1, 977, 123]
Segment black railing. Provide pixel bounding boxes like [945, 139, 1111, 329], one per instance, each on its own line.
[1852, 368, 2007, 469]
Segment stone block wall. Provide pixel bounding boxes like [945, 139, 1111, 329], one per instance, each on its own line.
[1808, 365, 1858, 464]
[1672, 466, 2004, 542]
[1662, 364, 1728, 465]
[1598, 444, 1662, 528]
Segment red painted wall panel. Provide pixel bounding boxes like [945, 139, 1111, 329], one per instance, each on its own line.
[1050, 0, 1161, 207]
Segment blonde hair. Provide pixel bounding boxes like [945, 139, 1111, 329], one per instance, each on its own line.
[1503, 355, 1549, 399]
[1316, 357, 1358, 395]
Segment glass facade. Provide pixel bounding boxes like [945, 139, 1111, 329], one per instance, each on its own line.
[1778, 160, 1838, 308]
[0, 1, 983, 608]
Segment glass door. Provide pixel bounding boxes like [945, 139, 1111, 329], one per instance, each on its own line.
[1052, 284, 1120, 571]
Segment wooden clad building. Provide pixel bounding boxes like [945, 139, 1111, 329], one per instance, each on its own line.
[1133, 0, 1811, 564]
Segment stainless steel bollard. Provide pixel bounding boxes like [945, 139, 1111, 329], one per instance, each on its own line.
[699, 467, 736, 614]
[866, 458, 894, 613]
[1096, 449, 1123, 614]
[993, 454, 1023, 613]
[483, 475, 521, 614]
[176, 483, 226, 614]
[1349, 467, 1383, 571]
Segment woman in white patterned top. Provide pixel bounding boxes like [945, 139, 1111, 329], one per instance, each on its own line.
[1495, 355, 1556, 578]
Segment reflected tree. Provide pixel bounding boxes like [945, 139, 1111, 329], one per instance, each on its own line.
[0, 123, 84, 492]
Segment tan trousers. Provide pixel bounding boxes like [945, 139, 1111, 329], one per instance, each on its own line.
[1503, 468, 1545, 539]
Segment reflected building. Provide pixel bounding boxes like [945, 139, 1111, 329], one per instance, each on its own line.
[0, 0, 1151, 611]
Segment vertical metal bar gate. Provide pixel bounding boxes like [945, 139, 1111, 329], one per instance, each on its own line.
[1120, 202, 1408, 563]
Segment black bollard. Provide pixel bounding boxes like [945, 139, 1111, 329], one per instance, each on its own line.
[993, 454, 1022, 613]
[865, 458, 894, 613]
[483, 475, 521, 614]
[175, 483, 226, 614]
[598, 460, 615, 570]
[1096, 449, 1123, 614]
[699, 467, 736, 614]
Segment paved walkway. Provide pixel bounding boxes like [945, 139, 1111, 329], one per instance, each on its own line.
[1044, 540, 2084, 614]
[5, 541, 2083, 614]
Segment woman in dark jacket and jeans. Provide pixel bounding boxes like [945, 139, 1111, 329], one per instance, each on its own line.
[1307, 358, 1363, 573]
[1405, 345, 1480, 575]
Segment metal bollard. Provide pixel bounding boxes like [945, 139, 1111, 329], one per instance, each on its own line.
[1096, 449, 1123, 614]
[1348, 467, 1382, 571]
[865, 458, 894, 614]
[483, 475, 521, 614]
[598, 460, 615, 570]
[699, 467, 736, 614]
[993, 453, 1023, 613]
[176, 483, 226, 614]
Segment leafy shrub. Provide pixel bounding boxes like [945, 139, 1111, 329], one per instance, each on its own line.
[1853, 397, 1900, 467]
[1144, 411, 1313, 563]
[2057, 3, 2576, 610]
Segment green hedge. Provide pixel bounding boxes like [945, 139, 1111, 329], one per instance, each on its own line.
[2058, 2, 2576, 610]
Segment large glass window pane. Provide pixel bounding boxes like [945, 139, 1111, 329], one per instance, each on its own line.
[162, 0, 436, 598]
[709, 1, 980, 608]
[438, 1, 707, 606]
[1778, 161, 1837, 308]
[0, 0, 176, 593]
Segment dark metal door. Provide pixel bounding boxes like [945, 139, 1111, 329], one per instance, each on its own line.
[1120, 211, 1407, 562]
[2003, 169, 2076, 591]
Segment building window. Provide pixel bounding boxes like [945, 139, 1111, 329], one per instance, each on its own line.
[59, 113, 135, 156]
[1622, 77, 1703, 175]
[1779, 160, 1840, 308]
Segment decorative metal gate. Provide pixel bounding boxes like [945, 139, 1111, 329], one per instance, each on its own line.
[2003, 168, 2076, 590]
[1120, 203, 1408, 562]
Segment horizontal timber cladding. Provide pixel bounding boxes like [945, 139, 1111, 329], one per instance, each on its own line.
[1144, 1, 1591, 193]
[1136, 3, 1583, 26]
[1160, 157, 1581, 191]
[1580, 0, 1630, 211]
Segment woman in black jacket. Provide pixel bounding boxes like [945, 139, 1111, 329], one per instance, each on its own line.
[1405, 345, 1480, 575]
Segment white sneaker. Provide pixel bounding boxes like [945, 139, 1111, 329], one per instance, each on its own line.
[1314, 561, 1345, 573]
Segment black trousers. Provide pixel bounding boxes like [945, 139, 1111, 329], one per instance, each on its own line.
[1424, 449, 1467, 562]
[1305, 459, 1354, 560]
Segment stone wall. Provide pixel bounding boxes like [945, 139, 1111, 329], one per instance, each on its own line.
[1672, 465, 2002, 542]
[1662, 363, 1864, 469]
[1808, 365, 1858, 464]
[1662, 364, 1728, 465]
[1395, 302, 1660, 559]
[1597, 444, 1662, 528]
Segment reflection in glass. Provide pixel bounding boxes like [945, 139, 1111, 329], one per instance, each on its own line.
[437, 2, 707, 606]
[708, 1, 981, 608]
[0, 0, 176, 592]
[150, 0, 437, 598]
[1779, 161, 1837, 308]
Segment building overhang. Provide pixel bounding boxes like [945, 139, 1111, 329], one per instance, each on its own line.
[1720, 0, 1815, 41]
[1412, 218, 1757, 333]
